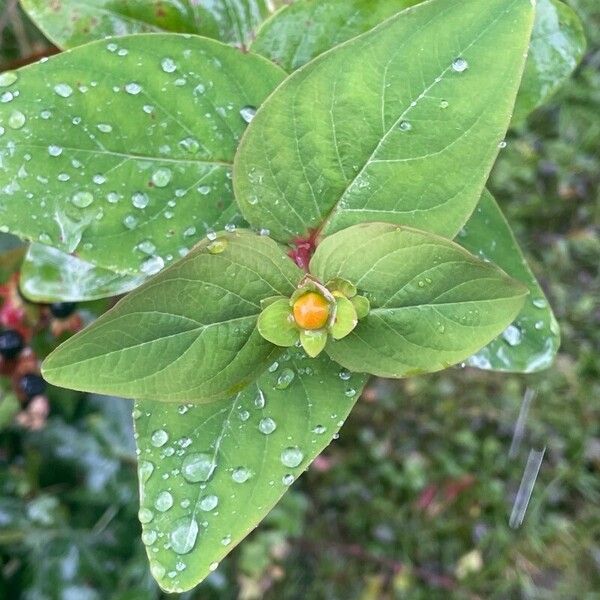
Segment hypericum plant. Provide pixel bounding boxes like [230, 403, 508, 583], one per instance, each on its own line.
[0, 0, 585, 592]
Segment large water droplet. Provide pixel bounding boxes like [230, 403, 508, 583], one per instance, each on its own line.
[152, 167, 172, 188]
[138, 507, 154, 524]
[141, 529, 158, 546]
[132, 192, 149, 209]
[179, 137, 200, 154]
[199, 494, 219, 512]
[125, 82, 142, 95]
[155, 491, 174, 512]
[48, 145, 63, 157]
[502, 324, 523, 347]
[151, 429, 169, 448]
[275, 368, 295, 390]
[240, 106, 257, 123]
[161, 57, 177, 73]
[281, 447, 304, 468]
[54, 83, 73, 98]
[140, 256, 165, 276]
[8, 110, 26, 129]
[0, 71, 18, 87]
[231, 466, 252, 483]
[170, 516, 199, 555]
[71, 191, 94, 208]
[452, 58, 469, 73]
[139, 460, 155, 483]
[182, 452, 216, 483]
[258, 417, 277, 435]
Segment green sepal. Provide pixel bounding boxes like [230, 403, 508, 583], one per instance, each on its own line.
[330, 295, 358, 340]
[351, 295, 371, 320]
[257, 299, 298, 347]
[326, 278, 357, 298]
[260, 295, 288, 309]
[300, 329, 328, 358]
[290, 275, 335, 305]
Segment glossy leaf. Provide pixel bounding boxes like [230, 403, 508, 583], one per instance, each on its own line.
[42, 231, 303, 402]
[0, 34, 285, 274]
[135, 348, 367, 592]
[252, 0, 420, 72]
[460, 191, 560, 373]
[234, 0, 536, 244]
[310, 223, 529, 378]
[513, 0, 586, 124]
[20, 0, 285, 49]
[20, 243, 145, 303]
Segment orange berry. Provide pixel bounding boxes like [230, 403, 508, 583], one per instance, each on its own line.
[293, 292, 330, 330]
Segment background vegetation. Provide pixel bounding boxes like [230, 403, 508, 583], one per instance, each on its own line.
[0, 0, 598, 598]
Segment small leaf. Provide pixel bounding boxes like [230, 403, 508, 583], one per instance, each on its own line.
[0, 34, 285, 274]
[310, 223, 529, 378]
[21, 0, 286, 49]
[42, 231, 303, 402]
[252, 0, 420, 72]
[20, 243, 145, 303]
[513, 0, 586, 124]
[257, 299, 298, 347]
[459, 191, 560, 373]
[134, 348, 367, 592]
[235, 0, 536, 243]
[299, 329, 328, 357]
[330, 296, 358, 340]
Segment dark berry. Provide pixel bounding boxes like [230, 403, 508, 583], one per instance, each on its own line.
[18, 373, 47, 400]
[50, 302, 77, 319]
[0, 329, 25, 359]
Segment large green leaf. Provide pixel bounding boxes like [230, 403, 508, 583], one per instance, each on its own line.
[0, 34, 285, 274]
[252, 0, 421, 72]
[310, 223, 529, 378]
[252, 0, 585, 124]
[135, 348, 367, 592]
[234, 0, 536, 245]
[513, 0, 586, 124]
[42, 230, 303, 402]
[459, 191, 560, 373]
[20, 0, 284, 49]
[20, 243, 145, 302]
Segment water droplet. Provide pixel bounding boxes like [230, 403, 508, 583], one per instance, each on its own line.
[182, 452, 216, 483]
[502, 324, 523, 347]
[240, 106, 257, 123]
[440, 100, 449, 109]
[275, 368, 295, 390]
[93, 174, 106, 185]
[532, 298, 547, 309]
[48, 145, 63, 157]
[452, 58, 469, 73]
[139, 460, 155, 483]
[97, 123, 113, 133]
[8, 110, 25, 129]
[71, 191, 94, 208]
[179, 137, 200, 154]
[142, 529, 158, 545]
[123, 214, 139, 230]
[221, 535, 232, 546]
[150, 562, 166, 580]
[155, 491, 174, 512]
[258, 417, 277, 435]
[207, 240, 227, 254]
[338, 369, 352, 381]
[152, 167, 172, 188]
[282, 474, 294, 486]
[208, 562, 219, 572]
[0, 71, 18, 87]
[137, 239, 157, 255]
[281, 447, 304, 469]
[312, 425, 326, 435]
[54, 83, 73, 98]
[344, 388, 356, 398]
[132, 192, 149, 209]
[151, 429, 169, 448]
[170, 516, 199, 554]
[239, 410, 250, 422]
[534, 320, 544, 331]
[138, 508, 154, 524]
[254, 389, 266, 408]
[498, 140, 507, 149]
[231, 466, 252, 483]
[140, 256, 165, 276]
[125, 82, 142, 95]
[197, 185, 211, 196]
[161, 57, 177, 73]
[399, 120, 412, 132]
[199, 494, 219, 512]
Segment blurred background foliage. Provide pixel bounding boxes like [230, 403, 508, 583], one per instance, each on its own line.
[0, 0, 598, 598]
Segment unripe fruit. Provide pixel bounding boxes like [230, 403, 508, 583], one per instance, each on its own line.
[293, 292, 330, 330]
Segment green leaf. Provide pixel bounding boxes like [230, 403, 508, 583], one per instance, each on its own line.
[257, 298, 298, 347]
[0, 34, 285, 274]
[21, 0, 285, 49]
[20, 243, 146, 303]
[234, 0, 536, 244]
[513, 0, 586, 124]
[459, 191, 560, 373]
[42, 231, 303, 402]
[134, 348, 367, 592]
[252, 0, 421, 72]
[310, 223, 529, 378]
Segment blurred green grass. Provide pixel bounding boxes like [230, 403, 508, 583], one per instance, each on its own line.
[1, 1, 599, 598]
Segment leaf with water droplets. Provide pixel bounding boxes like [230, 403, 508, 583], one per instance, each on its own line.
[42, 230, 303, 402]
[459, 191, 560, 373]
[134, 347, 367, 592]
[235, 0, 536, 244]
[21, 0, 286, 49]
[20, 243, 145, 303]
[0, 34, 285, 274]
[310, 222, 529, 378]
[513, 0, 586, 124]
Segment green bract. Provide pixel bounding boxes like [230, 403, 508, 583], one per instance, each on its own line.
[0, 0, 583, 592]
